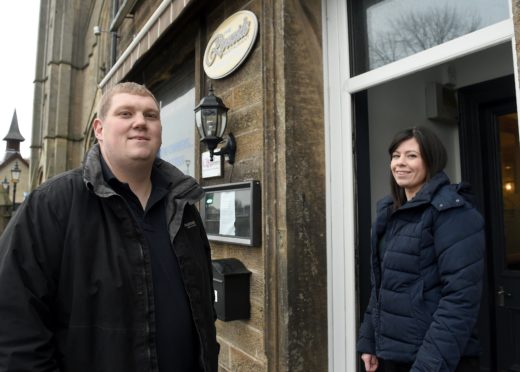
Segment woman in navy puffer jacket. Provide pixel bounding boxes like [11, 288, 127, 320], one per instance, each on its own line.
[357, 127, 485, 372]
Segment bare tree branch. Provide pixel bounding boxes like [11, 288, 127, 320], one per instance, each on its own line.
[369, 4, 481, 68]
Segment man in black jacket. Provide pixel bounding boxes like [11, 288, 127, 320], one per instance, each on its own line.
[0, 82, 219, 371]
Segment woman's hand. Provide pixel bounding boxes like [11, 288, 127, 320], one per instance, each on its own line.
[361, 353, 379, 371]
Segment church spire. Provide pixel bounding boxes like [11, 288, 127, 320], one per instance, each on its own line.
[3, 110, 25, 158]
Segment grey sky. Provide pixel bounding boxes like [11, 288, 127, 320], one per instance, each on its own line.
[0, 2, 40, 158]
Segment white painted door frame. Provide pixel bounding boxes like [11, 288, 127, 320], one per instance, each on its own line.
[321, 1, 516, 371]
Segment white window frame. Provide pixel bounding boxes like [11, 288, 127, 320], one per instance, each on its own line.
[348, 20, 513, 93]
[322, 1, 517, 371]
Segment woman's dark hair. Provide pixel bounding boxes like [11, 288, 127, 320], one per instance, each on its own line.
[388, 126, 447, 208]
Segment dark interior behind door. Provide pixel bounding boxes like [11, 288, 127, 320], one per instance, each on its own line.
[459, 75, 520, 372]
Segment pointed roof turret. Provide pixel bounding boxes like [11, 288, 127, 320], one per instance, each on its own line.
[3, 110, 25, 160]
[3, 110, 25, 142]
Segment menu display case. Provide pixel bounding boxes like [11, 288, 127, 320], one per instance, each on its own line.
[200, 180, 261, 246]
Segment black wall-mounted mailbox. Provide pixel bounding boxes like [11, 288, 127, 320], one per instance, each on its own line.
[212, 258, 251, 321]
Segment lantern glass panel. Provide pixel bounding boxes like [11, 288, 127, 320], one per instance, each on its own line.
[195, 109, 205, 138]
[204, 108, 219, 137]
[218, 112, 227, 138]
[11, 163, 21, 182]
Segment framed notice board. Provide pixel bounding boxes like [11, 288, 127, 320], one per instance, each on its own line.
[200, 180, 261, 246]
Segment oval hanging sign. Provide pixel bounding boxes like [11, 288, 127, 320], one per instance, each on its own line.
[203, 10, 259, 79]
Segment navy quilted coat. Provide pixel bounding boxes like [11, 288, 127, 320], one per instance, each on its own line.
[357, 172, 485, 372]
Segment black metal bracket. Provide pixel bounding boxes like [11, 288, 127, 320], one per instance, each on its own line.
[213, 133, 236, 165]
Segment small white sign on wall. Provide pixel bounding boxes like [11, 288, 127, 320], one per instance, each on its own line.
[202, 151, 223, 178]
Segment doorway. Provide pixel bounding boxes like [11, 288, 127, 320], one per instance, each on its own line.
[459, 75, 520, 372]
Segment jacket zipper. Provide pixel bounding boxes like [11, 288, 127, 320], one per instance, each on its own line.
[138, 241, 153, 366]
[117, 193, 153, 369]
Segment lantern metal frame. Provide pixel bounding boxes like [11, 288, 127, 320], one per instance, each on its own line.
[194, 87, 236, 164]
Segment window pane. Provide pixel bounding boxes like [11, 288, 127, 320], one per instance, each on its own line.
[155, 57, 195, 176]
[350, 0, 510, 74]
[204, 189, 252, 238]
[498, 113, 520, 271]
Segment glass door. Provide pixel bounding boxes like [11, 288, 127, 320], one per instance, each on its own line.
[495, 112, 520, 371]
[459, 75, 520, 371]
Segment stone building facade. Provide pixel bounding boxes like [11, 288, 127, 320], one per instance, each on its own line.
[30, 0, 520, 371]
[31, 0, 326, 371]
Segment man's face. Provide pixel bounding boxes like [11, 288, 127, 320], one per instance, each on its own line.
[94, 93, 162, 169]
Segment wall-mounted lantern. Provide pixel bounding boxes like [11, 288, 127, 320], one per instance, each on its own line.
[194, 87, 236, 164]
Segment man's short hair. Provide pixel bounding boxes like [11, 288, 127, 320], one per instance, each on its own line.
[97, 82, 159, 120]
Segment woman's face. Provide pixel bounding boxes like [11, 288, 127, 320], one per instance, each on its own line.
[391, 137, 427, 200]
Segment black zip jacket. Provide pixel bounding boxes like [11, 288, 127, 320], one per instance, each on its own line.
[0, 145, 219, 371]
